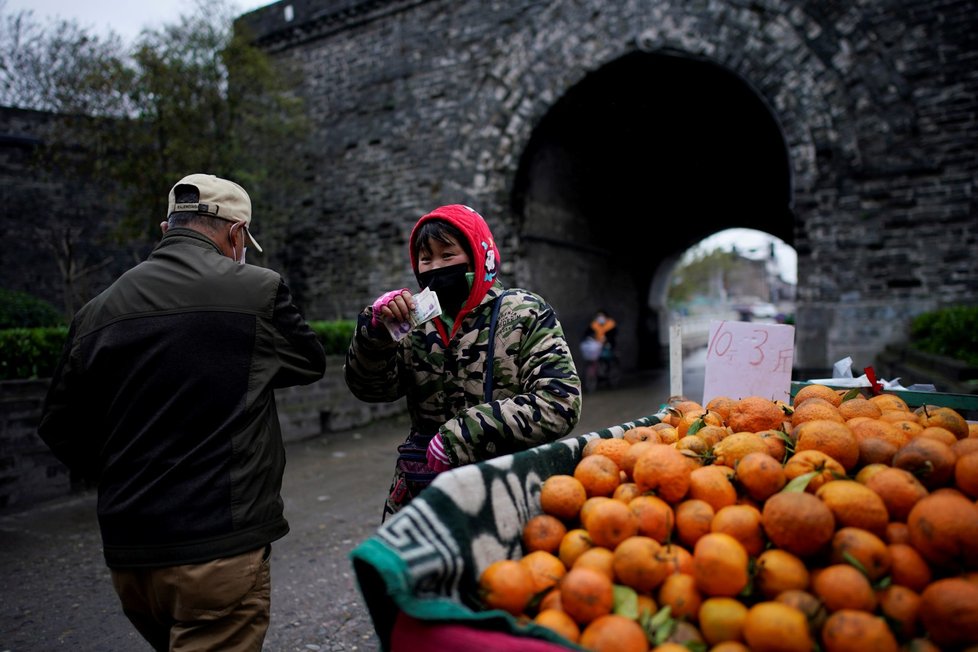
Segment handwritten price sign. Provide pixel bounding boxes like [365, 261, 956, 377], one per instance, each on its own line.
[702, 320, 795, 405]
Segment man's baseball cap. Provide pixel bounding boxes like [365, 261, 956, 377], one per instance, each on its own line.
[167, 173, 263, 252]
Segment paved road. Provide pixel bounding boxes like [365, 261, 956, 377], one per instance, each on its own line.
[0, 354, 705, 652]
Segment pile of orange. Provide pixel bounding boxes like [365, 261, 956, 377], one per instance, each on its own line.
[476, 386, 978, 652]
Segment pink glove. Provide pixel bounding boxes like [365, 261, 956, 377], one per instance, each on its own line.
[426, 434, 452, 473]
[371, 289, 410, 328]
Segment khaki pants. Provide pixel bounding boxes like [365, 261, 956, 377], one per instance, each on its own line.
[110, 546, 271, 652]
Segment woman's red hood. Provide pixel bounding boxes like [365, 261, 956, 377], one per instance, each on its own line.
[409, 204, 500, 337]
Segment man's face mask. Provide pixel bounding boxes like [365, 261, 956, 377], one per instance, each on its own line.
[417, 263, 471, 318]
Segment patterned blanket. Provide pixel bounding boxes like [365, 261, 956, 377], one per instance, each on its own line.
[349, 413, 665, 651]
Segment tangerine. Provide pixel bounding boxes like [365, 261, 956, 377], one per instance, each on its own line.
[754, 548, 810, 599]
[520, 550, 568, 593]
[574, 453, 622, 498]
[811, 563, 878, 613]
[523, 513, 568, 554]
[742, 601, 813, 652]
[534, 608, 581, 644]
[559, 566, 615, 626]
[761, 490, 835, 557]
[478, 559, 535, 616]
[820, 608, 899, 652]
[540, 474, 588, 522]
[815, 479, 890, 537]
[906, 489, 978, 570]
[632, 443, 692, 504]
[698, 596, 748, 645]
[612, 535, 667, 593]
[735, 451, 787, 502]
[585, 497, 639, 549]
[693, 532, 749, 597]
[579, 613, 649, 652]
[628, 494, 674, 543]
[918, 577, 978, 648]
[727, 396, 788, 433]
[674, 498, 715, 548]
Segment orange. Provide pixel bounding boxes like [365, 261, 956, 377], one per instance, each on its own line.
[892, 437, 957, 490]
[713, 431, 770, 469]
[580, 496, 612, 530]
[611, 535, 667, 593]
[523, 513, 568, 554]
[584, 497, 638, 549]
[791, 419, 859, 471]
[735, 451, 787, 501]
[572, 546, 616, 581]
[706, 395, 738, 422]
[755, 429, 789, 462]
[585, 437, 633, 471]
[533, 608, 580, 644]
[558, 528, 595, 569]
[478, 559, 535, 616]
[669, 398, 705, 417]
[559, 566, 615, 625]
[815, 479, 890, 537]
[876, 584, 921, 640]
[829, 526, 891, 582]
[820, 609, 899, 652]
[698, 596, 748, 645]
[864, 466, 929, 522]
[774, 589, 828, 632]
[727, 396, 787, 434]
[692, 532, 749, 597]
[853, 462, 888, 484]
[540, 474, 588, 522]
[782, 449, 847, 493]
[632, 443, 692, 504]
[628, 494, 674, 543]
[579, 613, 649, 652]
[793, 383, 844, 408]
[838, 396, 882, 421]
[621, 440, 659, 479]
[918, 426, 958, 447]
[710, 504, 765, 556]
[889, 418, 925, 438]
[954, 450, 978, 498]
[612, 482, 643, 503]
[674, 433, 710, 459]
[688, 464, 738, 511]
[742, 601, 812, 652]
[538, 586, 562, 612]
[868, 393, 910, 412]
[674, 498, 715, 549]
[574, 453, 622, 498]
[848, 417, 909, 451]
[520, 550, 567, 593]
[657, 542, 694, 576]
[695, 424, 729, 448]
[812, 563, 878, 613]
[906, 489, 978, 571]
[760, 490, 835, 557]
[753, 548, 810, 599]
[657, 572, 702, 621]
[914, 405, 969, 440]
[651, 424, 680, 445]
[886, 542, 932, 592]
[918, 577, 978, 648]
[622, 425, 662, 444]
[952, 436, 978, 458]
[855, 436, 899, 467]
[790, 396, 845, 428]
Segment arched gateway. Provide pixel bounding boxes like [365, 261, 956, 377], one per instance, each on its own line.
[242, 0, 977, 378]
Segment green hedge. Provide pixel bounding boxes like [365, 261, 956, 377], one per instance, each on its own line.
[910, 305, 978, 367]
[0, 320, 357, 381]
[0, 289, 65, 329]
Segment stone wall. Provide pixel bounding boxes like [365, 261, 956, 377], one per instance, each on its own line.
[0, 355, 405, 512]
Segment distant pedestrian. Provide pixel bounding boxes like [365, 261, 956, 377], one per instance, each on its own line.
[344, 204, 582, 521]
[37, 173, 327, 651]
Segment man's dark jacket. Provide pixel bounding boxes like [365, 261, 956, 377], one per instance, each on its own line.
[38, 228, 326, 568]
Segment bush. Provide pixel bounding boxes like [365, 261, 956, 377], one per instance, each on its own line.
[0, 319, 356, 381]
[0, 289, 65, 329]
[910, 305, 978, 367]
[309, 320, 356, 355]
[0, 327, 69, 380]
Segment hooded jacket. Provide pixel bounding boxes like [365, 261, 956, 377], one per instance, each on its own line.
[345, 205, 582, 469]
[38, 228, 326, 568]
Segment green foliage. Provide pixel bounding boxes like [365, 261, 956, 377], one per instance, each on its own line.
[0, 327, 68, 380]
[910, 305, 978, 367]
[0, 290, 65, 329]
[0, 320, 354, 380]
[668, 249, 740, 308]
[309, 320, 356, 356]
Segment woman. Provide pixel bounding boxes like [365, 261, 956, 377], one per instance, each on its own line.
[344, 204, 582, 521]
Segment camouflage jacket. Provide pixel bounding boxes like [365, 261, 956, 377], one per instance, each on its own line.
[344, 282, 582, 465]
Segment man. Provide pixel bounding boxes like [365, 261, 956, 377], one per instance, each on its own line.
[38, 173, 326, 651]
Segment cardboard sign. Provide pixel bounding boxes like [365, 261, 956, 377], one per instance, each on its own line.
[702, 320, 795, 405]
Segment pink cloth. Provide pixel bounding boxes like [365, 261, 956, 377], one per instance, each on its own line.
[391, 612, 573, 652]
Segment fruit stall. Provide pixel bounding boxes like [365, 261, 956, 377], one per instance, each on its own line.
[350, 390, 978, 652]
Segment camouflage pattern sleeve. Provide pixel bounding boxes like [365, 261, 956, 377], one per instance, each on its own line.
[343, 307, 406, 403]
[438, 289, 582, 465]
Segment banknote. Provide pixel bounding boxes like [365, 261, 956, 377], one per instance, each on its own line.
[381, 287, 442, 341]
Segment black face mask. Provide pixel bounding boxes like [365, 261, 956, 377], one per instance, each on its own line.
[417, 263, 471, 318]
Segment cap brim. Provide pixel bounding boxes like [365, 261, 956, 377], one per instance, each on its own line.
[244, 226, 263, 253]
